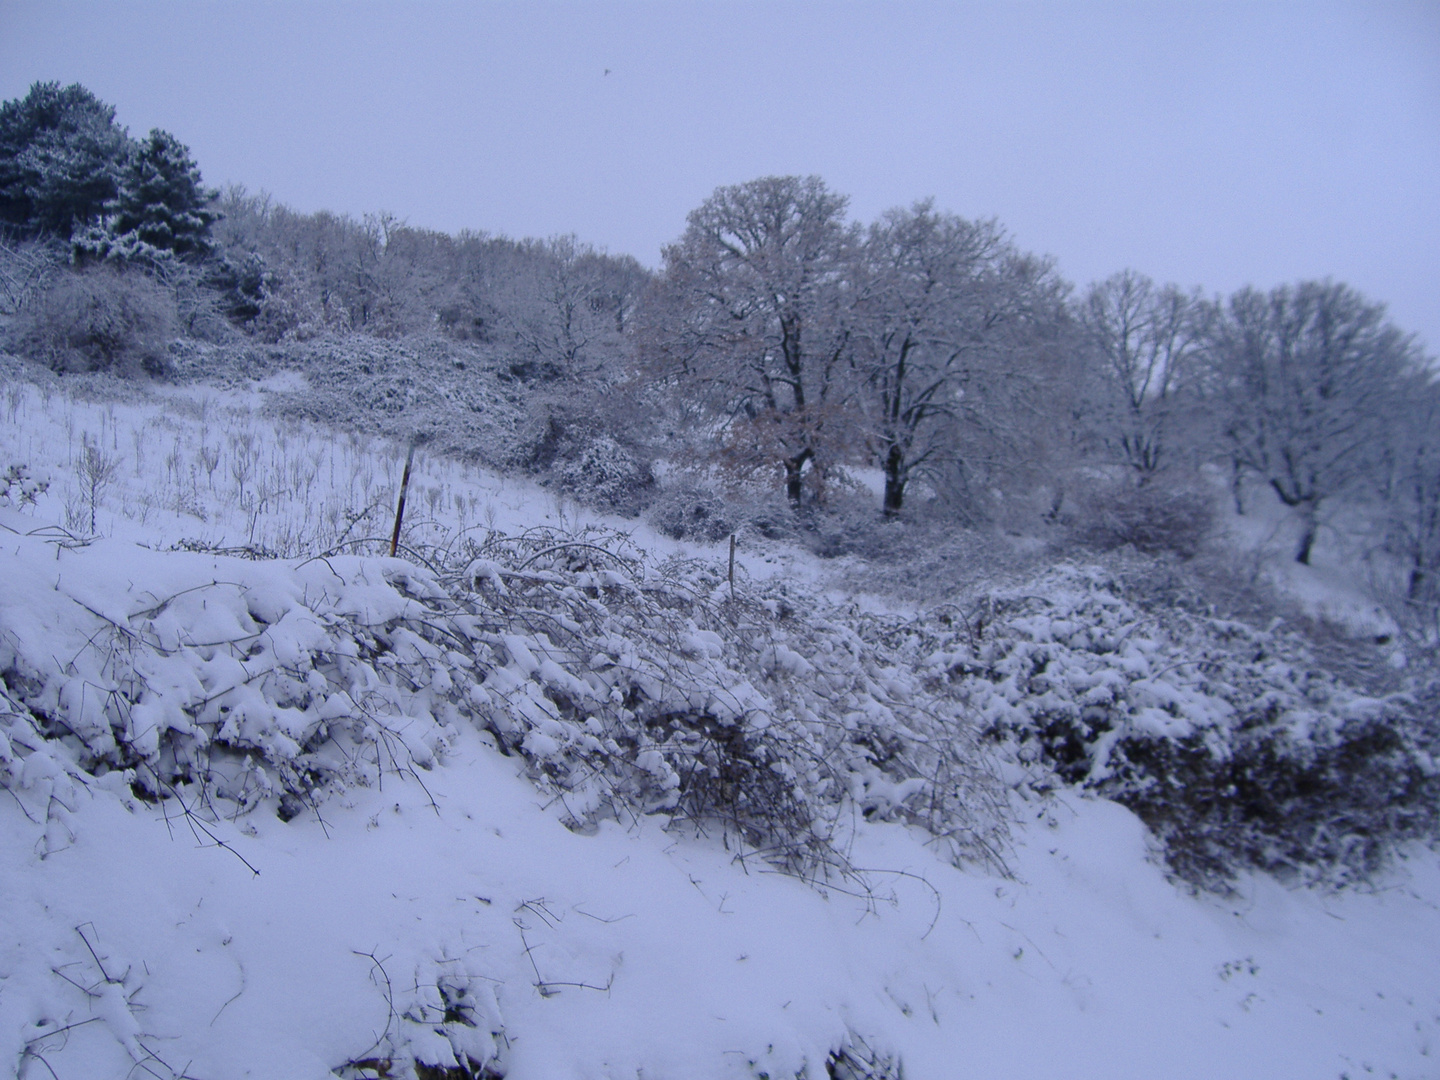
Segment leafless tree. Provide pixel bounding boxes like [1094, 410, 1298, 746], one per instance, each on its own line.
[500, 234, 646, 380]
[1202, 280, 1422, 563]
[643, 176, 858, 508]
[0, 231, 65, 318]
[1383, 375, 1440, 605]
[851, 202, 1063, 516]
[1078, 270, 1206, 483]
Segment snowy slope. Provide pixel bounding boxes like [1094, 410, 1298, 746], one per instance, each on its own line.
[5, 692, 1437, 1079]
[2, 370, 1438, 1079]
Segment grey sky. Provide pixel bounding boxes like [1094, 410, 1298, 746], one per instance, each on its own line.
[3, 0, 1437, 352]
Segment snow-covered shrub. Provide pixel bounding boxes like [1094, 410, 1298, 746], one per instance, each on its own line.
[447, 526, 1007, 875]
[0, 546, 462, 829]
[799, 494, 909, 560]
[825, 1033, 903, 1080]
[336, 953, 505, 1080]
[920, 566, 1439, 888]
[0, 463, 48, 507]
[646, 481, 734, 543]
[8, 265, 177, 375]
[553, 434, 653, 514]
[183, 335, 529, 470]
[740, 490, 804, 541]
[1067, 478, 1215, 559]
[508, 397, 655, 514]
[0, 522, 1008, 880]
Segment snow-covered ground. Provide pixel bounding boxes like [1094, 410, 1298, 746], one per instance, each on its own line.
[1211, 466, 1400, 644]
[2, 372, 1438, 1079]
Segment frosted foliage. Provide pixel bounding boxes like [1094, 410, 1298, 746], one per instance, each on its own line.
[0, 521, 1007, 878]
[929, 567, 1439, 887]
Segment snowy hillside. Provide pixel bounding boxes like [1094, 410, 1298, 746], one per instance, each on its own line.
[2, 370, 1439, 1080]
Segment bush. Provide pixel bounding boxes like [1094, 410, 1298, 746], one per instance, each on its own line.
[0, 462, 48, 507]
[1068, 477, 1215, 559]
[507, 399, 655, 515]
[0, 522, 1009, 882]
[940, 566, 1440, 889]
[553, 434, 653, 514]
[799, 496, 905, 560]
[1112, 707, 1438, 889]
[8, 265, 176, 374]
[646, 481, 734, 542]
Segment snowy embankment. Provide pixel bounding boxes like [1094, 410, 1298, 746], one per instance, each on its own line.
[1, 375, 1439, 1079]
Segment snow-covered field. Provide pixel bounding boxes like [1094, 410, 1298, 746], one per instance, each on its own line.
[2, 372, 1438, 1080]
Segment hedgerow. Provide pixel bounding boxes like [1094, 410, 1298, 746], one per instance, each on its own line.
[5, 507, 1431, 907]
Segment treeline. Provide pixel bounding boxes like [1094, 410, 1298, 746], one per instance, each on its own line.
[2, 82, 1437, 617]
[0, 83, 647, 374]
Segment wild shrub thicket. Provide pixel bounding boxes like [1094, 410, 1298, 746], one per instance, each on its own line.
[1066, 475, 1216, 559]
[920, 565, 1439, 889]
[8, 265, 177, 373]
[0, 523, 1008, 880]
[5, 482, 1432, 893]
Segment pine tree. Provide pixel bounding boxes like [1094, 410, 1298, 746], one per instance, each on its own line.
[0, 81, 130, 238]
[106, 129, 218, 260]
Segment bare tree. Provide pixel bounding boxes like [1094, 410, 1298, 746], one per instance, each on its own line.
[852, 202, 1066, 516]
[1383, 376, 1440, 606]
[1202, 280, 1421, 564]
[643, 176, 857, 508]
[0, 231, 64, 318]
[1078, 270, 1205, 483]
[500, 235, 646, 380]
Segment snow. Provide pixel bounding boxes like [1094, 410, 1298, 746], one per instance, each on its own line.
[1212, 467, 1401, 642]
[2, 369, 1437, 1078]
[4, 752, 1437, 1079]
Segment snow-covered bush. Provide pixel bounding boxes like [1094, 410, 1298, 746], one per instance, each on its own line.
[444, 526, 1007, 875]
[508, 398, 655, 514]
[915, 566, 1439, 888]
[552, 434, 653, 514]
[646, 481, 734, 543]
[167, 335, 530, 470]
[0, 463, 48, 507]
[799, 493, 913, 560]
[1067, 478, 1215, 559]
[0, 522, 1007, 881]
[8, 265, 177, 375]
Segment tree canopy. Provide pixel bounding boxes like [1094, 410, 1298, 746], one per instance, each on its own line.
[0, 81, 129, 238]
[0, 83, 218, 265]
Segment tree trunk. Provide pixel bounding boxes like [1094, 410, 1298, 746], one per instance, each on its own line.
[1294, 502, 1319, 565]
[882, 445, 905, 517]
[1408, 565, 1428, 602]
[784, 454, 806, 508]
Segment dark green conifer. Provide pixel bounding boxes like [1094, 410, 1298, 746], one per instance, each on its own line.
[107, 128, 218, 260]
[0, 81, 129, 238]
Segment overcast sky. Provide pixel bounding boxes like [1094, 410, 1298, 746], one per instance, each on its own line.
[2, 0, 1437, 351]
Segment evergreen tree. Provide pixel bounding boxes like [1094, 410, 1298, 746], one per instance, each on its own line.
[104, 128, 218, 261]
[0, 81, 130, 238]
